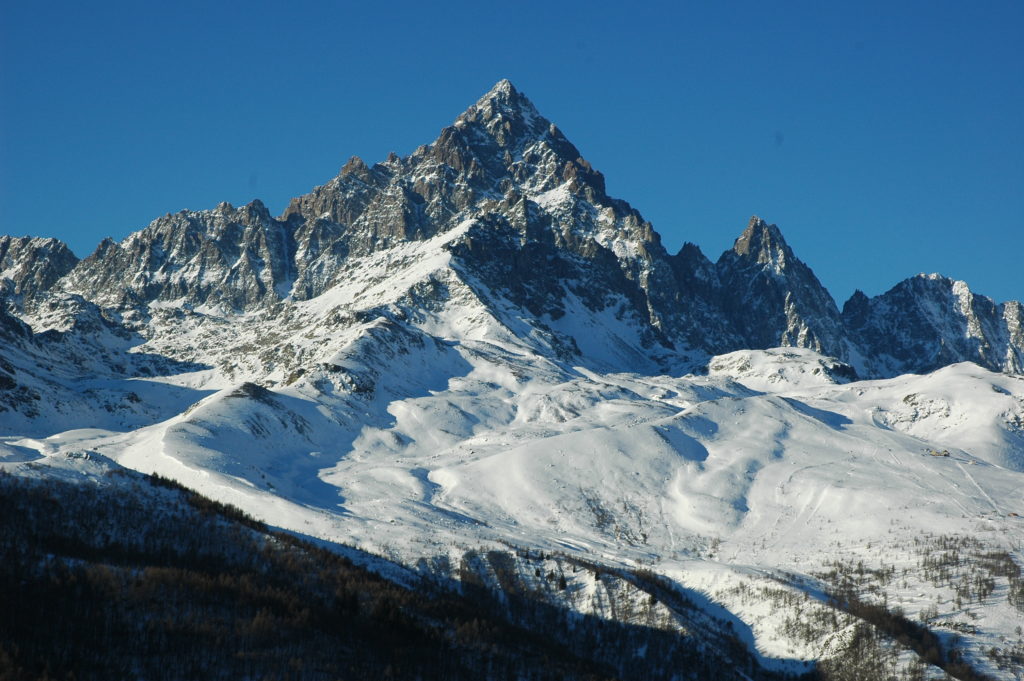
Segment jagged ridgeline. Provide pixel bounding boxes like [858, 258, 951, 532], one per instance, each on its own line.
[1, 79, 1021, 381]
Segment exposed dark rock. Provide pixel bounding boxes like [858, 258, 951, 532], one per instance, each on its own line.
[843, 274, 1024, 376]
[715, 217, 847, 358]
[62, 200, 296, 312]
[0, 236, 79, 303]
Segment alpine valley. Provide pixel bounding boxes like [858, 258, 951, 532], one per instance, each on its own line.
[2, 81, 1023, 680]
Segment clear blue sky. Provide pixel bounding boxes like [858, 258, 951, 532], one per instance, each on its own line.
[2, 0, 1021, 305]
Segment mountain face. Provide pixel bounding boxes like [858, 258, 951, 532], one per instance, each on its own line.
[0, 236, 79, 303]
[6, 79, 1019, 379]
[714, 217, 847, 359]
[843, 273, 1024, 376]
[2, 80, 1024, 679]
[61, 199, 295, 312]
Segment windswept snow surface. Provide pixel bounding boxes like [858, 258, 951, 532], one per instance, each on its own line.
[5, 341, 1024, 675]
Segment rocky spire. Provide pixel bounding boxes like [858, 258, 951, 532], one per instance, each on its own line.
[716, 217, 845, 358]
[452, 79, 549, 147]
[731, 216, 793, 268]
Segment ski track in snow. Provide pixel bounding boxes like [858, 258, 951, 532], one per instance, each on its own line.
[956, 460, 1001, 514]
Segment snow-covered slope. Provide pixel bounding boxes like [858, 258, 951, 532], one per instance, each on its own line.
[708, 347, 859, 391]
[5, 344, 1024, 676]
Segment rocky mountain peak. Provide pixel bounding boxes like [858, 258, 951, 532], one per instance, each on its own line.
[841, 289, 871, 326]
[214, 199, 269, 221]
[842, 273, 1024, 375]
[487, 77, 516, 97]
[277, 78, 623, 278]
[3, 83, 1021, 383]
[716, 217, 845, 359]
[445, 79, 589, 180]
[675, 242, 712, 266]
[455, 79, 544, 133]
[0, 236, 80, 303]
[58, 196, 296, 312]
[340, 155, 370, 178]
[90, 237, 118, 259]
[241, 198, 271, 221]
[731, 216, 791, 268]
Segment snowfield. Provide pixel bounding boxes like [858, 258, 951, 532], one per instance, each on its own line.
[4, 330, 1024, 676]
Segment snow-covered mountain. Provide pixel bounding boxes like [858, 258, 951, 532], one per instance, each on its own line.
[0, 235, 78, 302]
[4, 80, 1022, 378]
[2, 80, 1023, 679]
[844, 273, 1024, 377]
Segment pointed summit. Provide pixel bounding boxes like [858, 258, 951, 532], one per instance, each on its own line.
[279, 78, 609, 251]
[384, 78, 607, 204]
[456, 78, 548, 142]
[841, 289, 871, 323]
[468, 79, 536, 112]
[716, 216, 845, 358]
[488, 78, 516, 97]
[732, 216, 791, 266]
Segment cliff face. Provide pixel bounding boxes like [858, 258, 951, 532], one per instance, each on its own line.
[843, 274, 1024, 376]
[0, 236, 79, 302]
[60, 200, 295, 312]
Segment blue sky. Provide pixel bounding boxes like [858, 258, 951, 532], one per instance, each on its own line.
[2, 0, 1021, 305]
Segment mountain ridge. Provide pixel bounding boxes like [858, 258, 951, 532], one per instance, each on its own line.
[3, 80, 1019, 379]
